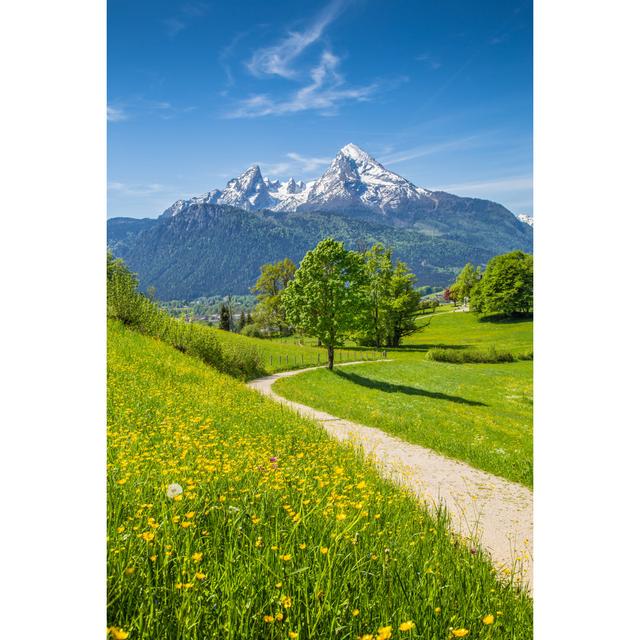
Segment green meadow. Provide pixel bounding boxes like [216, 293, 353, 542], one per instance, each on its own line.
[274, 311, 533, 487]
[107, 319, 532, 639]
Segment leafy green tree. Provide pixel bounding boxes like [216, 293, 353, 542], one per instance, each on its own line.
[357, 244, 421, 347]
[471, 251, 533, 316]
[219, 303, 231, 331]
[384, 261, 422, 347]
[252, 258, 297, 335]
[359, 244, 394, 347]
[451, 262, 482, 305]
[282, 238, 367, 369]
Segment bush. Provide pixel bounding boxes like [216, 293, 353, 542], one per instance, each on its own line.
[428, 346, 516, 364]
[107, 253, 265, 379]
[240, 323, 264, 338]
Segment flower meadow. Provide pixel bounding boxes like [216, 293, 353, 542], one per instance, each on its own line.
[107, 320, 532, 639]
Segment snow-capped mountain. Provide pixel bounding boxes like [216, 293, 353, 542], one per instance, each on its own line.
[516, 213, 533, 227]
[162, 144, 439, 218]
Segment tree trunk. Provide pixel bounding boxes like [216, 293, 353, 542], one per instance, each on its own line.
[327, 345, 334, 370]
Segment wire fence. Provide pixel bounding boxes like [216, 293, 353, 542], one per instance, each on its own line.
[265, 350, 388, 369]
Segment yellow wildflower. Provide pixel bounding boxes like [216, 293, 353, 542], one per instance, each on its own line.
[288, 632, 298, 639]
[108, 628, 129, 639]
[299, 543, 307, 550]
[141, 531, 155, 542]
[320, 546, 328, 555]
[352, 609, 360, 617]
[452, 630, 469, 638]
[482, 614, 494, 625]
[186, 511, 196, 519]
[280, 553, 292, 561]
[116, 526, 125, 533]
[336, 513, 347, 521]
[195, 572, 206, 580]
[192, 552, 203, 562]
[377, 626, 392, 640]
[281, 595, 292, 608]
[399, 621, 415, 631]
[124, 567, 135, 576]
[275, 612, 284, 622]
[263, 615, 274, 623]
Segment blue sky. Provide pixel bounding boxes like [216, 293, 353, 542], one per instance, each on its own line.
[108, 0, 532, 219]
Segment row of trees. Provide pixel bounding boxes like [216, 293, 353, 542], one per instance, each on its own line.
[249, 239, 422, 369]
[448, 250, 533, 316]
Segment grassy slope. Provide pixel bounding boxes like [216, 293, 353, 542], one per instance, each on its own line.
[273, 312, 533, 487]
[212, 328, 375, 374]
[107, 319, 532, 639]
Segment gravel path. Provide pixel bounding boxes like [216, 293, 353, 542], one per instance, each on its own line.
[248, 362, 533, 589]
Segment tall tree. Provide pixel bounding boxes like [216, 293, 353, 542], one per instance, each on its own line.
[450, 262, 482, 306]
[282, 239, 367, 369]
[252, 258, 297, 335]
[219, 303, 231, 331]
[359, 243, 394, 347]
[384, 261, 422, 347]
[471, 251, 533, 316]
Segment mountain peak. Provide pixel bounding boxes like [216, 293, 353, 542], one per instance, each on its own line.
[338, 143, 373, 163]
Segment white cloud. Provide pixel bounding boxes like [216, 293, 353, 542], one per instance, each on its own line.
[108, 182, 168, 196]
[435, 175, 532, 194]
[107, 105, 127, 122]
[380, 136, 482, 165]
[228, 51, 376, 118]
[247, 0, 345, 78]
[261, 152, 332, 179]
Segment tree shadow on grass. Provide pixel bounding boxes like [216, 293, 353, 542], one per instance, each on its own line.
[333, 370, 488, 407]
[478, 313, 533, 324]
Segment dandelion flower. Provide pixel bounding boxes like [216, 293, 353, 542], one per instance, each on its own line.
[320, 546, 328, 555]
[275, 612, 284, 622]
[399, 621, 415, 631]
[166, 483, 183, 499]
[280, 553, 292, 562]
[185, 511, 195, 519]
[452, 629, 469, 638]
[482, 614, 494, 625]
[336, 513, 347, 521]
[352, 609, 360, 617]
[124, 567, 135, 576]
[377, 626, 392, 640]
[288, 632, 298, 639]
[264, 615, 274, 623]
[192, 552, 203, 562]
[116, 526, 125, 534]
[141, 531, 155, 542]
[108, 627, 129, 639]
[195, 572, 206, 580]
[281, 595, 292, 608]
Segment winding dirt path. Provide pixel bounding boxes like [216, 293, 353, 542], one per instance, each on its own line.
[248, 362, 533, 589]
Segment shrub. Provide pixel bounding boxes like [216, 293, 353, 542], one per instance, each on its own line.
[428, 346, 516, 364]
[107, 253, 265, 379]
[240, 323, 264, 338]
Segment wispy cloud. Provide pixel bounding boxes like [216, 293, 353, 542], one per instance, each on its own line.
[107, 105, 128, 122]
[107, 99, 195, 121]
[108, 182, 169, 196]
[380, 136, 483, 165]
[261, 152, 332, 178]
[163, 2, 209, 38]
[415, 53, 442, 70]
[435, 175, 532, 194]
[247, 0, 345, 78]
[228, 51, 376, 118]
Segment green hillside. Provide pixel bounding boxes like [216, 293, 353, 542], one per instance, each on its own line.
[107, 319, 532, 639]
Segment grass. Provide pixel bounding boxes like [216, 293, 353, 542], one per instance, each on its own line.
[107, 319, 532, 639]
[213, 328, 385, 374]
[273, 312, 533, 487]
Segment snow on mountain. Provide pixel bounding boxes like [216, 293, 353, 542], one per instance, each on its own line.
[162, 143, 476, 218]
[516, 213, 533, 227]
